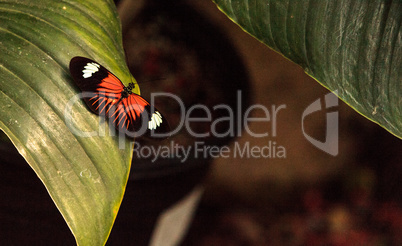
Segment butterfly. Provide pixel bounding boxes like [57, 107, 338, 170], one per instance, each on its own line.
[69, 56, 169, 139]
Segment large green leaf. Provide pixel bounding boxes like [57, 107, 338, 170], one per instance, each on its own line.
[213, 0, 401, 138]
[0, 0, 136, 245]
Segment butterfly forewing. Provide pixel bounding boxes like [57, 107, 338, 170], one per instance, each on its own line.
[69, 56, 170, 139]
[69, 57, 123, 115]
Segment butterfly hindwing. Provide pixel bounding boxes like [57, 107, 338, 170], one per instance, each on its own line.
[109, 94, 169, 138]
[69, 56, 170, 139]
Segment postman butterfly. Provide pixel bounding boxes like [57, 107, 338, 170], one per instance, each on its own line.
[69, 56, 169, 139]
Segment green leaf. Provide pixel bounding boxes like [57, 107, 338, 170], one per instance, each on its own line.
[213, 0, 401, 138]
[0, 0, 135, 245]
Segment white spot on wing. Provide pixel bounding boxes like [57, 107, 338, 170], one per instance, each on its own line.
[82, 62, 100, 78]
[148, 111, 162, 130]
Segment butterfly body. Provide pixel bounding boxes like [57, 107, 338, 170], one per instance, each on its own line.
[69, 56, 169, 139]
